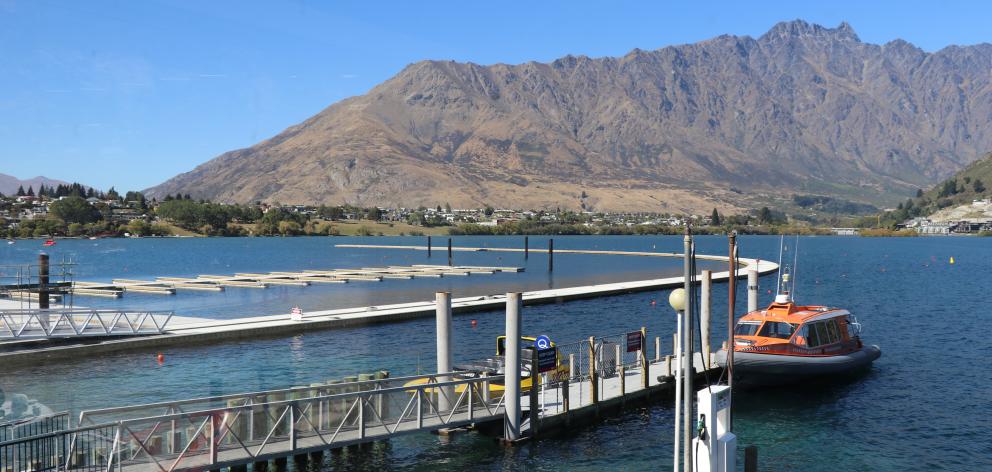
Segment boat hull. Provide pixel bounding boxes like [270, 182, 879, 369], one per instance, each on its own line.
[716, 345, 881, 387]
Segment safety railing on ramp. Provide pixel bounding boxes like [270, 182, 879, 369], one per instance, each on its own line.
[0, 309, 173, 340]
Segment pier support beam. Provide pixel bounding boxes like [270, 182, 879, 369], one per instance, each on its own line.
[503, 292, 522, 442]
[747, 269, 759, 313]
[700, 270, 712, 364]
[436, 292, 453, 412]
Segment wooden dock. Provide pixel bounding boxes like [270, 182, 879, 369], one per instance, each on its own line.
[67, 265, 523, 298]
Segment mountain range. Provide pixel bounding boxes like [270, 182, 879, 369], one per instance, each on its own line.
[0, 174, 70, 196]
[146, 20, 992, 213]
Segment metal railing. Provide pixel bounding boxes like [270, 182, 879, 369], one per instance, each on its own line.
[0, 372, 506, 472]
[0, 309, 172, 340]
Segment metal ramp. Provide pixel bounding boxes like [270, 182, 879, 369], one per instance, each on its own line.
[0, 309, 173, 340]
[0, 372, 505, 472]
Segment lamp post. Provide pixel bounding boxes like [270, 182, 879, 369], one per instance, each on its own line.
[669, 288, 686, 472]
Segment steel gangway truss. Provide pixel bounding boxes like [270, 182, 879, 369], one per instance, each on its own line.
[0, 372, 505, 472]
[0, 309, 173, 340]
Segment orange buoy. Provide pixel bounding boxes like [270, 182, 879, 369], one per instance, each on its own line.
[470, 319, 478, 327]
[650, 300, 657, 306]
[156, 353, 165, 363]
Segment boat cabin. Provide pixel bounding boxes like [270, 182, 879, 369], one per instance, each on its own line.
[733, 300, 863, 356]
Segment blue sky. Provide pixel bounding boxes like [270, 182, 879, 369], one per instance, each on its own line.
[2, 0, 990, 192]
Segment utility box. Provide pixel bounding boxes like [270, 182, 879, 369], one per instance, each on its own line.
[692, 385, 732, 472]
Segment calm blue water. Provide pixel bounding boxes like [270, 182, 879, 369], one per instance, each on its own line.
[2, 235, 991, 471]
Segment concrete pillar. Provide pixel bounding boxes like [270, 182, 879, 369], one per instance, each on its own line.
[503, 292, 522, 441]
[700, 270, 712, 363]
[682, 232, 693, 472]
[38, 253, 50, 309]
[435, 292, 453, 412]
[748, 269, 759, 313]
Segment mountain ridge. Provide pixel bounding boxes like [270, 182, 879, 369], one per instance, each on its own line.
[0, 174, 71, 196]
[146, 20, 992, 212]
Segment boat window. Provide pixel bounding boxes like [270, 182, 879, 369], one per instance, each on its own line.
[757, 321, 797, 339]
[825, 319, 841, 343]
[734, 321, 761, 336]
[805, 323, 821, 347]
[814, 323, 832, 346]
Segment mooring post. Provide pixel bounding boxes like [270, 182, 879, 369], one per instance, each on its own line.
[529, 347, 540, 437]
[745, 445, 759, 472]
[588, 336, 598, 404]
[38, 253, 50, 310]
[436, 292, 453, 412]
[524, 236, 529, 259]
[448, 238, 453, 267]
[640, 327, 649, 389]
[701, 270, 712, 366]
[562, 378, 570, 413]
[682, 230, 694, 472]
[503, 292, 522, 442]
[427, 236, 432, 257]
[655, 336, 661, 362]
[548, 238, 554, 272]
[748, 269, 759, 313]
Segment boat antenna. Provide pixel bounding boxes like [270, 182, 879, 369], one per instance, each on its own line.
[792, 234, 800, 298]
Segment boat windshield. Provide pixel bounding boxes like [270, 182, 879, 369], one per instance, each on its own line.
[734, 321, 761, 336]
[758, 321, 797, 339]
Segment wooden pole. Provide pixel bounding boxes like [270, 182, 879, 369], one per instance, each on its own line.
[427, 236, 432, 257]
[447, 238, 453, 267]
[524, 236, 529, 259]
[744, 445, 759, 472]
[640, 327, 649, 389]
[548, 238, 554, 272]
[529, 348, 540, 436]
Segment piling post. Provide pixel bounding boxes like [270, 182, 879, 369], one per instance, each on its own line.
[619, 366, 626, 398]
[655, 336, 661, 362]
[701, 270, 712, 365]
[524, 236, 529, 259]
[562, 378, 570, 413]
[745, 445, 759, 472]
[38, 253, 50, 310]
[435, 292, 453, 412]
[588, 337, 598, 404]
[447, 238, 453, 267]
[748, 269, 759, 313]
[548, 239, 554, 272]
[427, 236, 432, 257]
[503, 293, 522, 442]
[640, 327, 649, 389]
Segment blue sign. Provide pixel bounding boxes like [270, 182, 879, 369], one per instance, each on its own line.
[537, 347, 558, 373]
[534, 335, 552, 350]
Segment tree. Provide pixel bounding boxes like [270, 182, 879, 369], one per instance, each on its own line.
[915, 189, 924, 198]
[445, 202, 452, 213]
[49, 196, 100, 224]
[710, 208, 721, 226]
[484, 206, 495, 217]
[16, 186, 25, 196]
[436, 205, 442, 212]
[26, 186, 34, 196]
[938, 179, 958, 198]
[974, 179, 986, 194]
[758, 207, 773, 224]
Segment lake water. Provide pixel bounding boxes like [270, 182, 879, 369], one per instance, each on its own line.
[1, 235, 990, 471]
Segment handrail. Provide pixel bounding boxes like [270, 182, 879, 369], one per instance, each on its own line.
[79, 370, 475, 422]
[115, 375, 506, 425]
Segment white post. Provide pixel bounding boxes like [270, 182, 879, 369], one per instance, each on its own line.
[701, 270, 712, 364]
[435, 292, 453, 412]
[504, 292, 522, 441]
[683, 233, 694, 472]
[748, 269, 759, 313]
[673, 310, 682, 472]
